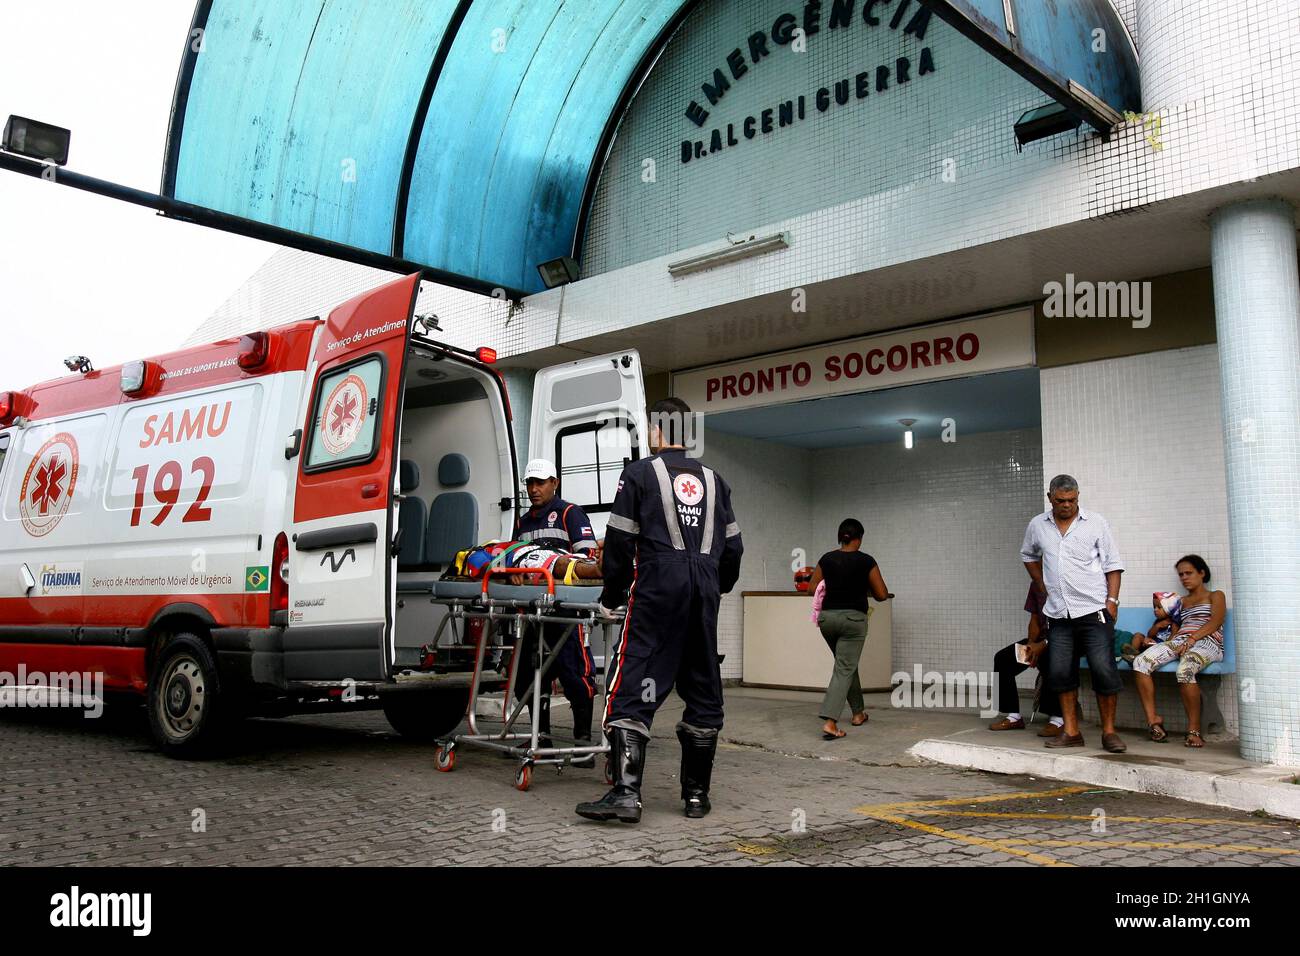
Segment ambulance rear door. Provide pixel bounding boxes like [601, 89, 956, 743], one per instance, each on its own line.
[286, 273, 419, 683]
[528, 351, 648, 541]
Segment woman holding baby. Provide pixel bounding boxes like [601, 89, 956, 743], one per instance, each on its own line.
[1132, 554, 1227, 747]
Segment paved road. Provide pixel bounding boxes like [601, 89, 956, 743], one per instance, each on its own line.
[2, 699, 1297, 867]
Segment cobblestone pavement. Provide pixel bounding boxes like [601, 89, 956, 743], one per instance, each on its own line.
[2, 702, 1298, 867]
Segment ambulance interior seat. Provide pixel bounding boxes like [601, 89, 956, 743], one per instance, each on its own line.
[425, 453, 478, 567]
[396, 459, 426, 569]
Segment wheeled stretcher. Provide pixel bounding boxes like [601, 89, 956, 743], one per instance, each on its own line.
[404, 567, 624, 791]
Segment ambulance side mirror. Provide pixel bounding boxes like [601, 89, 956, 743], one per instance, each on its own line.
[285, 429, 302, 460]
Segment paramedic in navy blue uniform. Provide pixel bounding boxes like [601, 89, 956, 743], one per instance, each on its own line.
[576, 397, 743, 823]
[511, 458, 599, 762]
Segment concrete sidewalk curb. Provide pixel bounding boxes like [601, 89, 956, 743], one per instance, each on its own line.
[910, 738, 1300, 820]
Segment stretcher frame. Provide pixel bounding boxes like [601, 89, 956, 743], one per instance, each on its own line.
[416, 567, 625, 791]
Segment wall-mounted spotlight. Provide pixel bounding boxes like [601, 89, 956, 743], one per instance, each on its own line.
[1013, 102, 1083, 151]
[537, 255, 580, 289]
[898, 418, 916, 450]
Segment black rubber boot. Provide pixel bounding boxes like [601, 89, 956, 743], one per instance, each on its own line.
[570, 695, 595, 768]
[575, 727, 646, 823]
[677, 725, 717, 818]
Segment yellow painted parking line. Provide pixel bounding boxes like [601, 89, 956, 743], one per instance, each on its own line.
[851, 785, 1293, 866]
[915, 810, 1286, 829]
[997, 838, 1300, 856]
[852, 785, 1089, 817]
[866, 810, 1074, 866]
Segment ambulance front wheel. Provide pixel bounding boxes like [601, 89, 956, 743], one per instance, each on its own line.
[148, 633, 225, 758]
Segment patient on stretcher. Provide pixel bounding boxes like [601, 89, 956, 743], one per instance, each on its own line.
[444, 540, 604, 586]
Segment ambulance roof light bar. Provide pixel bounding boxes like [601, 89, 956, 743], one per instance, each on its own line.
[238, 332, 271, 370]
[476, 347, 497, 364]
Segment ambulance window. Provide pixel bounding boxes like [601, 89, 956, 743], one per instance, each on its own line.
[304, 355, 385, 472]
[555, 418, 637, 514]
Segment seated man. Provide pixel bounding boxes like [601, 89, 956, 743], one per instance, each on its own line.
[987, 581, 1064, 736]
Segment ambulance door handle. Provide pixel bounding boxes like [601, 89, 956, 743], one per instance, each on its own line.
[285, 429, 302, 460]
[19, 563, 35, 595]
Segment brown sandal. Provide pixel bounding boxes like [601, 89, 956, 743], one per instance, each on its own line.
[1149, 721, 1168, 743]
[851, 712, 869, 726]
[1184, 730, 1204, 748]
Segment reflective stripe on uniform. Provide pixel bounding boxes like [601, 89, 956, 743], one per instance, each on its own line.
[521, 527, 570, 542]
[606, 513, 639, 535]
[650, 458, 686, 551]
[700, 466, 717, 556]
[725, 521, 741, 538]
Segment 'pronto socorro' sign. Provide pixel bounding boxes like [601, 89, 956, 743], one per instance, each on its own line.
[681, 0, 938, 164]
[672, 309, 1034, 414]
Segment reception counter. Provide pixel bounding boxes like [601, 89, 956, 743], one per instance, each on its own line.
[740, 591, 893, 692]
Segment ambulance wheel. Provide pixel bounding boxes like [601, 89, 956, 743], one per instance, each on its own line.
[435, 745, 457, 772]
[515, 763, 533, 792]
[381, 688, 470, 743]
[148, 633, 224, 758]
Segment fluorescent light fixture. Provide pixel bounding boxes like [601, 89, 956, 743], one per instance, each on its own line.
[668, 231, 790, 278]
[3, 115, 71, 165]
[899, 418, 916, 450]
[537, 256, 580, 289]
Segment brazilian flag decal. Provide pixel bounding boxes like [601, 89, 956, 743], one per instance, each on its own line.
[245, 566, 270, 592]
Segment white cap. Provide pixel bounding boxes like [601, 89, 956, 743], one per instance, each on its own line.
[523, 458, 557, 481]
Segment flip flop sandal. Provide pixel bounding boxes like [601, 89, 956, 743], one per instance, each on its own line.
[1149, 722, 1168, 743]
[822, 729, 847, 740]
[851, 713, 869, 726]
[1184, 730, 1205, 748]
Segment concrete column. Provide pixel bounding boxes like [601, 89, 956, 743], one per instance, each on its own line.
[1210, 198, 1300, 764]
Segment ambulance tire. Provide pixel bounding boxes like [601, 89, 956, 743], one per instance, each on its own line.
[148, 633, 226, 759]
[381, 689, 469, 743]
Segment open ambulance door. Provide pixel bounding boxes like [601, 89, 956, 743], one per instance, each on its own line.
[528, 351, 649, 542]
[285, 273, 419, 683]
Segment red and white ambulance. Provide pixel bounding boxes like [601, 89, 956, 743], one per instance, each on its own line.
[0, 272, 646, 755]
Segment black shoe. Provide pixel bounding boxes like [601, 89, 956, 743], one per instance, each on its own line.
[575, 727, 646, 823]
[677, 724, 717, 819]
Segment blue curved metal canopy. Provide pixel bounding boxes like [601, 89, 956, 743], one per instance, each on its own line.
[162, 0, 1140, 296]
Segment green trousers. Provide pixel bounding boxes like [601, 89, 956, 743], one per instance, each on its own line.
[817, 608, 868, 721]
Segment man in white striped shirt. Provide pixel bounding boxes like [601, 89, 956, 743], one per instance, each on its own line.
[1020, 474, 1127, 753]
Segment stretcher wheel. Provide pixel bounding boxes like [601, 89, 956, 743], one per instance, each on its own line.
[602, 754, 615, 786]
[515, 763, 533, 792]
[435, 745, 457, 772]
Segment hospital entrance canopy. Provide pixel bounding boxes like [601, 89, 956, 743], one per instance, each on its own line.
[163, 0, 1139, 297]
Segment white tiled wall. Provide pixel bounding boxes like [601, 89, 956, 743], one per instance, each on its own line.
[811, 428, 1045, 677]
[702, 425, 1044, 681]
[1040, 344, 1239, 735]
[696, 429, 814, 678]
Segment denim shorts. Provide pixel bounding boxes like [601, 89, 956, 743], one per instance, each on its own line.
[1045, 610, 1123, 696]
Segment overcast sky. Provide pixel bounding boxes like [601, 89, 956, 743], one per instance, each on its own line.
[0, 1, 277, 389]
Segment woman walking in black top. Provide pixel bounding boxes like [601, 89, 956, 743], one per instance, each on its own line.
[807, 518, 890, 739]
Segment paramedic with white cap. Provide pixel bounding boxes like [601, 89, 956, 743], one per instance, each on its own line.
[510, 458, 599, 762]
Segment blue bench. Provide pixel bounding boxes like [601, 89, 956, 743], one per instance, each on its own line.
[1112, 607, 1236, 675]
[1077, 607, 1235, 733]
